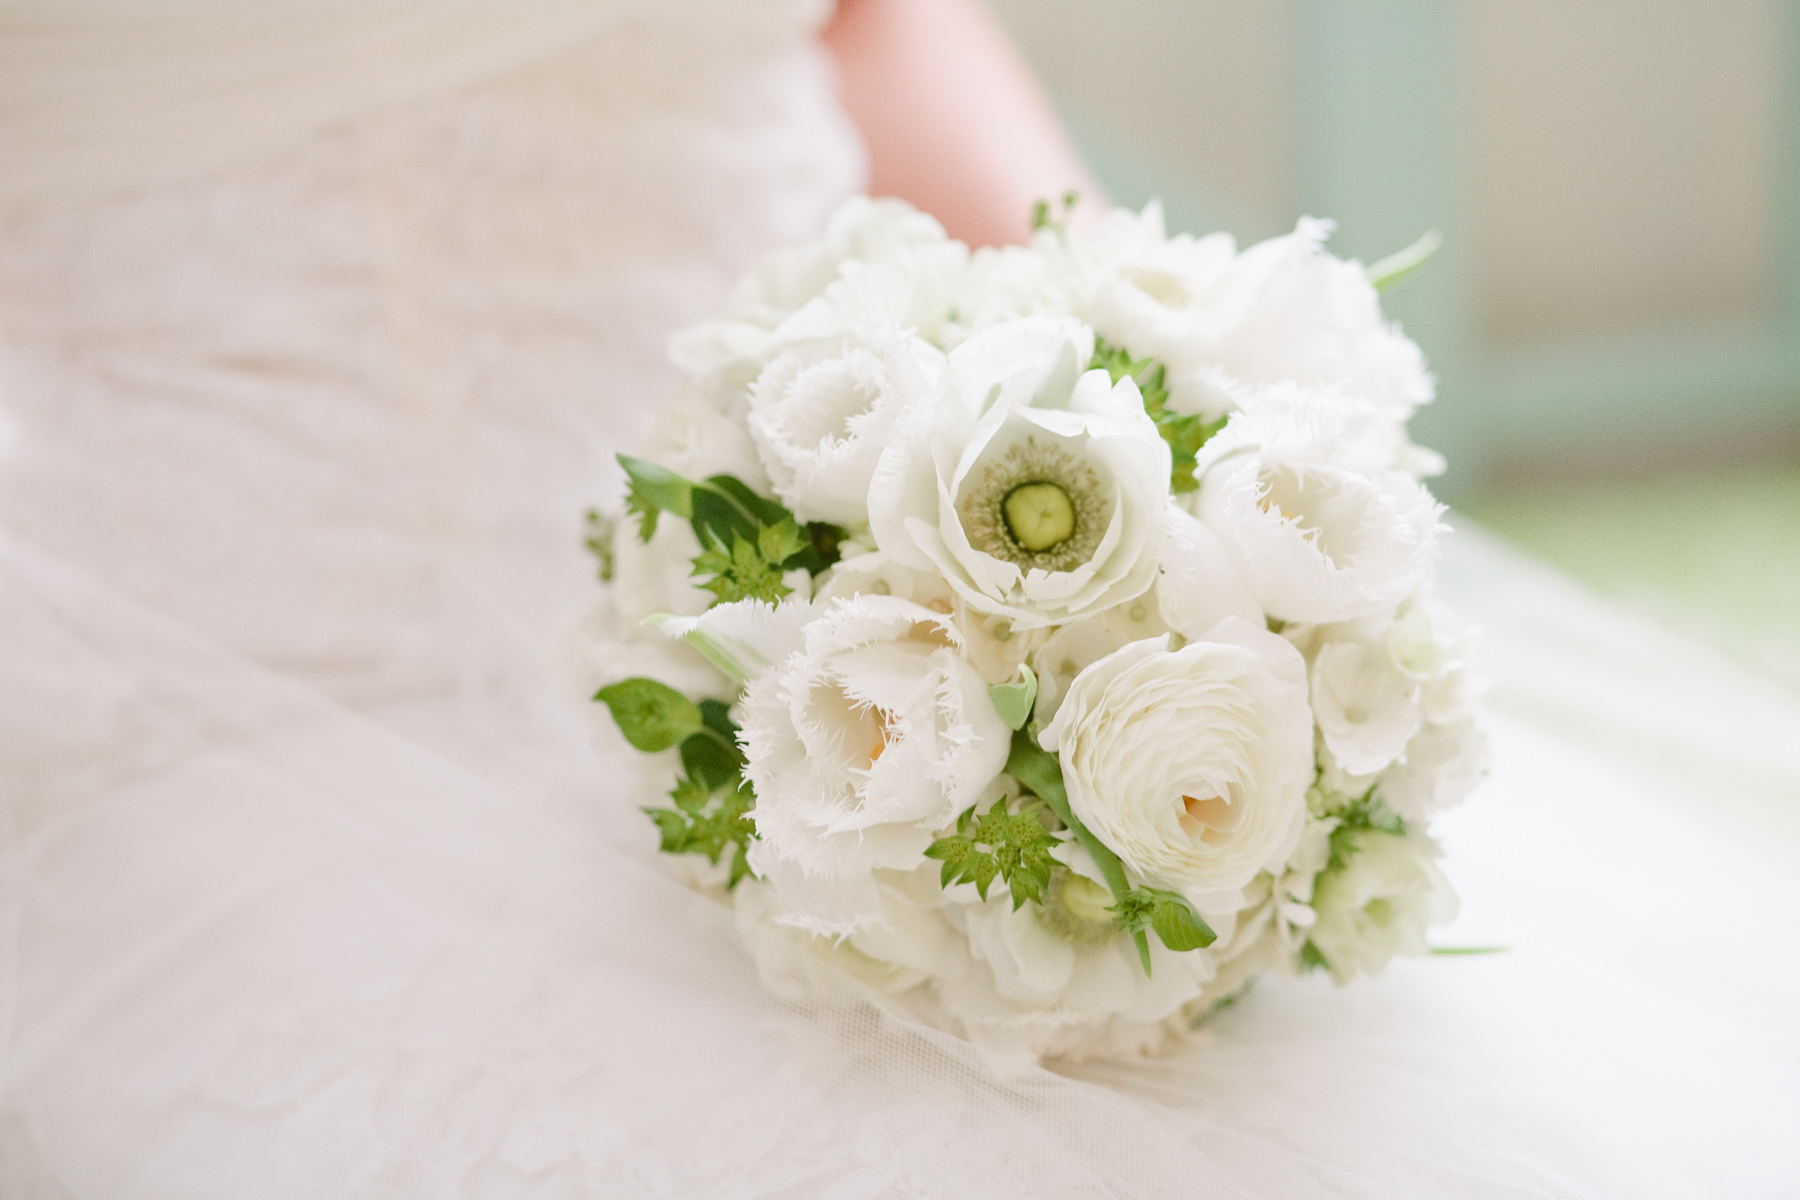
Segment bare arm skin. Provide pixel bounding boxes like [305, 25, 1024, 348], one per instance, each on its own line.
[822, 0, 1104, 247]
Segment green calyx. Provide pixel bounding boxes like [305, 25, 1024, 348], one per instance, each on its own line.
[1002, 482, 1077, 552]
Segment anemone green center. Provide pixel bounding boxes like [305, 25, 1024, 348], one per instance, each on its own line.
[1002, 482, 1076, 552]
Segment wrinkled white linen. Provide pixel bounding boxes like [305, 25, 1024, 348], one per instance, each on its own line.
[2, 4, 1798, 1197]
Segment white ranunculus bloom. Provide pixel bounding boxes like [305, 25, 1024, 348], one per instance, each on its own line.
[1307, 828, 1456, 984]
[1194, 386, 1443, 624]
[740, 595, 1011, 882]
[867, 316, 1171, 629]
[1038, 620, 1313, 904]
[746, 317, 942, 525]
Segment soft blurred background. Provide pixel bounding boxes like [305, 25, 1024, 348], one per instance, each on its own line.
[983, 0, 1800, 700]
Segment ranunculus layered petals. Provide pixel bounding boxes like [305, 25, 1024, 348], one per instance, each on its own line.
[1040, 623, 1313, 898]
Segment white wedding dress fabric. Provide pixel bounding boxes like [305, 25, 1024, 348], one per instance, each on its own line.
[1, 3, 1797, 1196]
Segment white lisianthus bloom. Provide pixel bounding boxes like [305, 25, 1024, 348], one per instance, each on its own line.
[1038, 619, 1313, 903]
[1086, 221, 1240, 371]
[868, 316, 1171, 629]
[1378, 717, 1489, 822]
[1194, 386, 1443, 624]
[1307, 828, 1456, 984]
[746, 317, 942, 525]
[634, 382, 770, 491]
[1029, 596, 1172, 727]
[1157, 506, 1264, 642]
[725, 196, 967, 338]
[1306, 617, 1424, 777]
[740, 595, 1011, 882]
[1208, 217, 1434, 425]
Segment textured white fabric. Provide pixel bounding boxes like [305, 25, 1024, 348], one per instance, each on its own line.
[2, 7, 1798, 1197]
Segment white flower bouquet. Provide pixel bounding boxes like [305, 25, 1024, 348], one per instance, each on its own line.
[585, 197, 1486, 1059]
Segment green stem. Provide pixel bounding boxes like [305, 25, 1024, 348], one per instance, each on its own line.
[1005, 731, 1153, 975]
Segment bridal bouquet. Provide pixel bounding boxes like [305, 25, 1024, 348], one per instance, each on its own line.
[583, 197, 1485, 1058]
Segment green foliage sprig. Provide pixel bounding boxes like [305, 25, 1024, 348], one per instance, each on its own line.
[595, 678, 757, 888]
[925, 798, 1063, 910]
[1090, 338, 1228, 495]
[1110, 886, 1218, 953]
[1318, 786, 1409, 872]
[1004, 730, 1214, 975]
[1030, 189, 1081, 234]
[617, 454, 843, 607]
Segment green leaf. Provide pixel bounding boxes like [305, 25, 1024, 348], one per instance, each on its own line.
[584, 508, 618, 581]
[1005, 730, 1152, 974]
[1366, 229, 1442, 292]
[595, 678, 705, 752]
[1320, 787, 1408, 871]
[618, 454, 694, 542]
[1089, 338, 1227, 494]
[1110, 886, 1217, 954]
[756, 517, 810, 568]
[679, 729, 744, 792]
[925, 797, 1063, 909]
[987, 664, 1038, 731]
[1148, 894, 1216, 951]
[641, 777, 758, 889]
[1298, 939, 1331, 973]
[1428, 945, 1510, 957]
[693, 532, 792, 605]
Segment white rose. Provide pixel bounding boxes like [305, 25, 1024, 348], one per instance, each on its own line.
[1307, 828, 1456, 984]
[746, 317, 942, 525]
[868, 316, 1170, 629]
[1038, 619, 1313, 903]
[739, 595, 1011, 882]
[1195, 386, 1443, 624]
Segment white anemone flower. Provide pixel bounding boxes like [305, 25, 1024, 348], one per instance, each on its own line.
[1307, 828, 1456, 984]
[746, 317, 942, 525]
[1038, 620, 1313, 905]
[1195, 386, 1443, 624]
[867, 316, 1171, 629]
[737, 595, 1011, 883]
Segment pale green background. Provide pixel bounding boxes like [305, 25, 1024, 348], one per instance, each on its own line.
[985, 0, 1800, 696]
